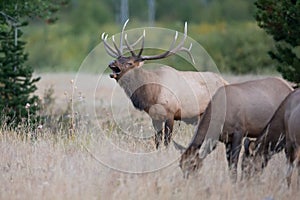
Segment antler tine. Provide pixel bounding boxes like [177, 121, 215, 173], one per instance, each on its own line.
[112, 35, 122, 56]
[120, 19, 129, 54]
[130, 29, 145, 48]
[167, 22, 188, 55]
[140, 22, 194, 63]
[139, 31, 178, 61]
[137, 29, 145, 57]
[122, 29, 145, 57]
[170, 31, 179, 53]
[101, 33, 119, 58]
[124, 33, 137, 57]
[179, 43, 195, 64]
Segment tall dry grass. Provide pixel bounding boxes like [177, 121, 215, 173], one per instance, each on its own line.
[1, 73, 299, 200]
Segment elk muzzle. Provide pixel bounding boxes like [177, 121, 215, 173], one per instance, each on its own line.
[109, 62, 121, 79]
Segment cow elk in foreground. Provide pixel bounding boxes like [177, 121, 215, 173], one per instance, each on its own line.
[102, 20, 228, 148]
[174, 77, 293, 181]
[243, 89, 300, 186]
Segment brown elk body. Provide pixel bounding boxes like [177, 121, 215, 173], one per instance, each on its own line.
[243, 89, 300, 186]
[174, 77, 293, 181]
[102, 21, 227, 148]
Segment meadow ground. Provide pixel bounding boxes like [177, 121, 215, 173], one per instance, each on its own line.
[1, 73, 299, 200]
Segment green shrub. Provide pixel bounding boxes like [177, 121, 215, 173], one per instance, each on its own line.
[191, 22, 275, 74]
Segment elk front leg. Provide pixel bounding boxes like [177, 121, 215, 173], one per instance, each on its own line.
[225, 142, 233, 168]
[286, 162, 293, 187]
[226, 132, 243, 182]
[152, 119, 163, 149]
[285, 142, 295, 187]
[164, 118, 174, 147]
[297, 164, 300, 187]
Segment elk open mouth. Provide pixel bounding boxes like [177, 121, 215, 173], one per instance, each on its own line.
[109, 65, 121, 78]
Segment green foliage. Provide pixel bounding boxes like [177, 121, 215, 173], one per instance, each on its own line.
[25, 21, 275, 74]
[22, 0, 275, 74]
[192, 22, 275, 74]
[60, 0, 255, 24]
[0, 25, 40, 125]
[157, 0, 254, 23]
[255, 0, 300, 86]
[65, 0, 114, 34]
[162, 22, 275, 74]
[0, 0, 67, 126]
[0, 0, 68, 24]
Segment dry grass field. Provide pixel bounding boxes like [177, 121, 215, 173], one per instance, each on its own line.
[1, 73, 299, 200]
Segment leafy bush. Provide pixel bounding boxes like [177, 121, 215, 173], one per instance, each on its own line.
[192, 22, 275, 74]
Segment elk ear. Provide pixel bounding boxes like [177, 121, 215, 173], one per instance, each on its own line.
[173, 140, 186, 153]
[244, 138, 256, 156]
[135, 60, 144, 68]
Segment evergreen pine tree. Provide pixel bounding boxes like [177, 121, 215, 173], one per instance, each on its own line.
[255, 0, 300, 86]
[0, 18, 40, 125]
[0, 0, 68, 126]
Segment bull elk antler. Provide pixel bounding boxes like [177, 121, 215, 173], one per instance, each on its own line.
[101, 20, 195, 64]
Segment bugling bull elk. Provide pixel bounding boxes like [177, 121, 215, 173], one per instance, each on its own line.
[102, 20, 227, 148]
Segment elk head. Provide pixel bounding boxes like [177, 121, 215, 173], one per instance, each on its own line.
[102, 20, 195, 81]
[242, 130, 285, 178]
[242, 137, 269, 177]
[173, 141, 202, 178]
[179, 146, 202, 178]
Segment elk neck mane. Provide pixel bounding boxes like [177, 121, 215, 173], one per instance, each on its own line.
[118, 67, 162, 112]
[188, 100, 213, 149]
[255, 94, 289, 155]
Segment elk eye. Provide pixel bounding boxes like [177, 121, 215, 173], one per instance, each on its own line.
[127, 62, 133, 66]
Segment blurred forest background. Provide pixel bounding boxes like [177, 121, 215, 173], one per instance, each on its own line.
[24, 0, 275, 74]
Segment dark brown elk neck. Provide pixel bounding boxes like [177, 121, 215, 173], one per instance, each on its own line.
[256, 99, 287, 155]
[118, 68, 161, 111]
[188, 101, 212, 149]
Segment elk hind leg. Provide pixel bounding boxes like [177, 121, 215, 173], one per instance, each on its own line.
[164, 118, 174, 147]
[152, 120, 163, 149]
[228, 132, 243, 182]
[285, 144, 295, 187]
[295, 147, 300, 187]
[286, 162, 293, 187]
